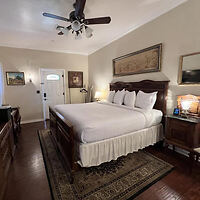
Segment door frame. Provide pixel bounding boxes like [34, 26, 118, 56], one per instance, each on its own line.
[40, 68, 66, 120]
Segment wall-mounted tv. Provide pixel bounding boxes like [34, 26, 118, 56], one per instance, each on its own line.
[182, 69, 200, 84]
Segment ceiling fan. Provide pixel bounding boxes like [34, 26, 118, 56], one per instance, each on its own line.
[43, 0, 111, 39]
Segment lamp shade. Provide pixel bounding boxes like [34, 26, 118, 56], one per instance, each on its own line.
[94, 91, 102, 99]
[178, 94, 200, 114]
[181, 100, 191, 110]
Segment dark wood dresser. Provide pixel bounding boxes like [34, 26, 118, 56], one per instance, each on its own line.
[0, 120, 15, 200]
[165, 115, 200, 155]
[11, 107, 21, 144]
[0, 107, 21, 200]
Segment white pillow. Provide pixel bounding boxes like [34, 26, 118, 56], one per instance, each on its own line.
[106, 91, 115, 103]
[124, 91, 136, 107]
[113, 89, 126, 105]
[135, 90, 158, 110]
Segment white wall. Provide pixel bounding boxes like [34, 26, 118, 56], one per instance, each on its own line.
[88, 0, 200, 114]
[0, 46, 88, 123]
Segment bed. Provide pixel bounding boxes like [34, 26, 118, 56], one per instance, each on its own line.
[49, 80, 169, 183]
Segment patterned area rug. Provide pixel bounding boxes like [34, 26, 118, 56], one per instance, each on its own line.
[38, 129, 173, 200]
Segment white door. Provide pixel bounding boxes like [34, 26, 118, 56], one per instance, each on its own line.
[40, 69, 65, 120]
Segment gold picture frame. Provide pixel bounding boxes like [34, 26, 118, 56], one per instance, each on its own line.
[6, 72, 25, 86]
[178, 52, 200, 85]
[113, 43, 162, 76]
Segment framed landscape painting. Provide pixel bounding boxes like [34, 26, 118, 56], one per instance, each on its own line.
[6, 72, 25, 86]
[68, 71, 83, 88]
[113, 43, 162, 76]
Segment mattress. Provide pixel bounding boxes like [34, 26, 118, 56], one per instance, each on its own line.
[54, 102, 163, 143]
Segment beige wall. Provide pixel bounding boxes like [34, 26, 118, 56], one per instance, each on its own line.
[88, 0, 200, 114]
[0, 46, 88, 122]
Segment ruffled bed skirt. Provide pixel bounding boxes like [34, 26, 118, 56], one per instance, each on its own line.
[77, 124, 163, 167]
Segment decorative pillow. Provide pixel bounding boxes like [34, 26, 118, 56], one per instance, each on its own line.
[106, 91, 115, 103]
[113, 89, 126, 105]
[135, 90, 158, 110]
[124, 91, 136, 107]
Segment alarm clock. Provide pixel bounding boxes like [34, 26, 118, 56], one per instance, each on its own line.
[173, 108, 180, 116]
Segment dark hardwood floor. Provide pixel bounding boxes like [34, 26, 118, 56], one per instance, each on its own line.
[4, 122, 51, 200]
[4, 122, 200, 200]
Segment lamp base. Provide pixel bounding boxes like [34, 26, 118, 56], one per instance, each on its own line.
[180, 113, 188, 118]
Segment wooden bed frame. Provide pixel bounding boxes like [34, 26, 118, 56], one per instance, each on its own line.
[49, 80, 169, 183]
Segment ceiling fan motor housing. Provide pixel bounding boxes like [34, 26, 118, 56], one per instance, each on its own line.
[70, 11, 85, 22]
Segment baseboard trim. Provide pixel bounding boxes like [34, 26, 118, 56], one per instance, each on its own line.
[21, 119, 44, 124]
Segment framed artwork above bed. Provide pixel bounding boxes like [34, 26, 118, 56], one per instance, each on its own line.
[113, 43, 162, 76]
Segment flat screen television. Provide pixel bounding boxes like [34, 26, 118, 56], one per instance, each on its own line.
[182, 69, 200, 84]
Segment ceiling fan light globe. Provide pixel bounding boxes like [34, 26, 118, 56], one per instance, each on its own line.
[62, 27, 69, 35]
[85, 26, 93, 38]
[86, 32, 93, 38]
[72, 20, 81, 32]
[55, 24, 61, 30]
[75, 32, 82, 40]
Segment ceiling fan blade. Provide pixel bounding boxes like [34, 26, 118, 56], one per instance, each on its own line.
[75, 0, 86, 18]
[43, 12, 70, 22]
[83, 17, 111, 25]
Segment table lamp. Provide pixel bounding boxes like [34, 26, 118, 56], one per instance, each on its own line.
[94, 91, 102, 101]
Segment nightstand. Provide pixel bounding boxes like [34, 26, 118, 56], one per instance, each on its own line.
[165, 115, 200, 157]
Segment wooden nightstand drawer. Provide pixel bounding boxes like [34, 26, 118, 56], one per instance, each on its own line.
[169, 126, 189, 146]
[167, 119, 194, 146]
[165, 115, 200, 150]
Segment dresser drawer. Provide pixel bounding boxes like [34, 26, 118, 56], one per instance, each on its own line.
[0, 120, 12, 141]
[0, 120, 12, 175]
[0, 138, 11, 169]
[0, 115, 19, 200]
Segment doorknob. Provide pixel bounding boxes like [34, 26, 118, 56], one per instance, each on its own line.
[44, 98, 47, 101]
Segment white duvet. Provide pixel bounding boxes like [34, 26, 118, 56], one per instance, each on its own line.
[54, 102, 162, 143]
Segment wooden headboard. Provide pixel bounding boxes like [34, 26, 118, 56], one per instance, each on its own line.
[110, 80, 169, 115]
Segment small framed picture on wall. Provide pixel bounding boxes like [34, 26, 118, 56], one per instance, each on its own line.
[6, 72, 25, 86]
[68, 71, 83, 88]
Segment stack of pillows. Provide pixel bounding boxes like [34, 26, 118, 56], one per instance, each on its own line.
[107, 89, 157, 110]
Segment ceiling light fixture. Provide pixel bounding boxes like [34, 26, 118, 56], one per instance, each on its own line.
[71, 20, 81, 32]
[43, 0, 111, 40]
[55, 24, 93, 39]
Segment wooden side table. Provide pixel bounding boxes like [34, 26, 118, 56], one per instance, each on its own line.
[165, 115, 200, 166]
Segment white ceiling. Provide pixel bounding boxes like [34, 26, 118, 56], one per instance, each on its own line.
[0, 0, 187, 55]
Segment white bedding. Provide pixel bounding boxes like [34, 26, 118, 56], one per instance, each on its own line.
[78, 124, 163, 167]
[54, 102, 163, 143]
